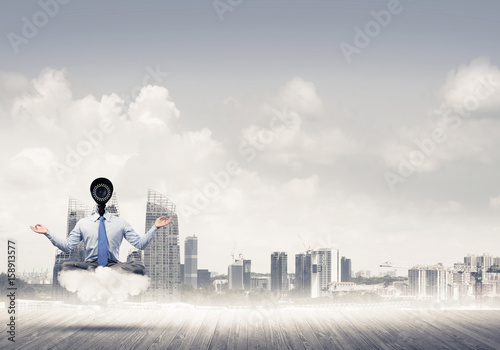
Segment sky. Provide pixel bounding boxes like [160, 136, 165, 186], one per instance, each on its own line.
[1, 0, 500, 277]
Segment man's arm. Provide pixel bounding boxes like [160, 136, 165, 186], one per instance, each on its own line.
[124, 216, 172, 250]
[31, 222, 83, 253]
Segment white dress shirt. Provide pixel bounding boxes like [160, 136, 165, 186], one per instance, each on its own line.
[45, 210, 158, 262]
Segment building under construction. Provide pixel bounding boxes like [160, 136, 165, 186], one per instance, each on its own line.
[142, 189, 181, 301]
[52, 197, 92, 301]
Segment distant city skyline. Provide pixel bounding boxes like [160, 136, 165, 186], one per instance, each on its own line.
[2, 1, 500, 277]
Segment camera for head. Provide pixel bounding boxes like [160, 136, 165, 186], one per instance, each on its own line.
[90, 177, 113, 216]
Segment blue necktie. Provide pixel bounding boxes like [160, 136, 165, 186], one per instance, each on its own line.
[98, 216, 108, 267]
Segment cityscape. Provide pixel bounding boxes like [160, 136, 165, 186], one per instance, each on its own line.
[9, 191, 500, 308]
[2, 1, 500, 348]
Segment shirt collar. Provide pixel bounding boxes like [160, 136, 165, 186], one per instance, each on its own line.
[92, 210, 112, 222]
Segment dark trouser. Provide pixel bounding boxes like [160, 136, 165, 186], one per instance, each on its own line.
[61, 260, 146, 275]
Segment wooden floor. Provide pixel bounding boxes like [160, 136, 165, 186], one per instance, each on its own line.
[7, 306, 500, 349]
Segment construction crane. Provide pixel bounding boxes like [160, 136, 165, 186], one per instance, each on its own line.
[230, 241, 237, 262]
[380, 261, 420, 269]
[298, 234, 311, 253]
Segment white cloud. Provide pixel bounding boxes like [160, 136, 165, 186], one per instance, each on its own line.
[489, 195, 500, 209]
[240, 79, 359, 168]
[129, 85, 180, 126]
[383, 58, 500, 174]
[282, 175, 319, 197]
[438, 57, 500, 114]
[0, 68, 228, 273]
[277, 77, 323, 117]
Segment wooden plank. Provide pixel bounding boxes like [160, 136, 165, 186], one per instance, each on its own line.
[17, 308, 98, 350]
[127, 309, 176, 350]
[267, 308, 292, 350]
[62, 308, 152, 350]
[288, 309, 326, 350]
[111, 309, 175, 350]
[9, 307, 500, 350]
[226, 309, 243, 349]
[275, 309, 306, 350]
[167, 309, 207, 350]
[147, 308, 192, 349]
[339, 310, 398, 350]
[208, 308, 233, 350]
[305, 309, 351, 350]
[324, 310, 366, 350]
[235, 309, 249, 350]
[246, 308, 270, 350]
[188, 309, 220, 349]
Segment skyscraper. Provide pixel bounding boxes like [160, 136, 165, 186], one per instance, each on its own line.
[271, 252, 288, 297]
[295, 252, 312, 296]
[228, 259, 251, 290]
[184, 235, 198, 289]
[464, 254, 498, 270]
[312, 248, 332, 297]
[341, 256, 351, 282]
[52, 197, 92, 300]
[409, 264, 451, 300]
[336, 249, 340, 282]
[143, 189, 181, 301]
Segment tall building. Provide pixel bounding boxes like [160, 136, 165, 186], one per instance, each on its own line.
[341, 256, 352, 282]
[52, 197, 93, 300]
[270, 252, 288, 297]
[336, 249, 340, 282]
[295, 252, 312, 296]
[251, 277, 270, 290]
[143, 189, 181, 301]
[184, 235, 198, 289]
[409, 264, 452, 300]
[228, 259, 251, 290]
[312, 248, 332, 297]
[464, 254, 499, 270]
[197, 269, 211, 288]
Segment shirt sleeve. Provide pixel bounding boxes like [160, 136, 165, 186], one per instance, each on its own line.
[45, 220, 83, 253]
[123, 221, 158, 250]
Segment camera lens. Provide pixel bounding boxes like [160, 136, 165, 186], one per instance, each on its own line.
[96, 186, 108, 199]
[90, 177, 113, 206]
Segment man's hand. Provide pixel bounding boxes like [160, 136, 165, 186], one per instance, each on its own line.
[30, 224, 48, 234]
[155, 216, 172, 228]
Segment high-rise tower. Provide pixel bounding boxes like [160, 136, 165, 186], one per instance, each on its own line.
[341, 256, 352, 282]
[184, 235, 198, 289]
[295, 252, 312, 296]
[143, 189, 181, 301]
[52, 197, 93, 300]
[228, 259, 251, 290]
[312, 248, 332, 297]
[271, 252, 288, 297]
